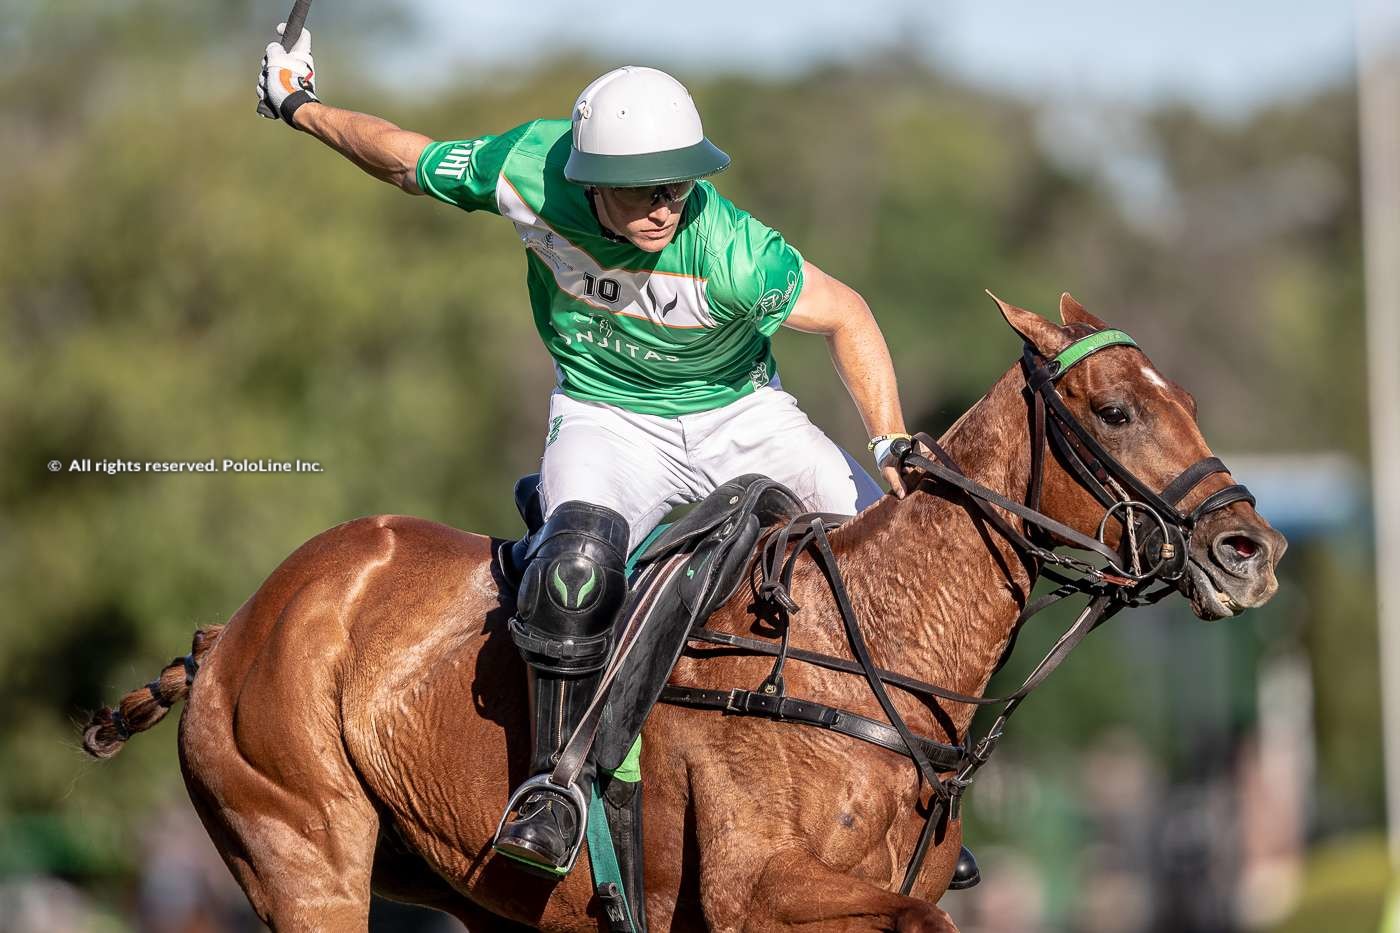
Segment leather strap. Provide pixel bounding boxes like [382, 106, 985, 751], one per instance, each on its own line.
[1036, 376, 1186, 519]
[899, 443, 1128, 573]
[687, 625, 1056, 708]
[659, 685, 968, 773]
[1026, 381, 1048, 517]
[1160, 456, 1228, 505]
[1190, 485, 1255, 523]
[806, 522, 946, 791]
[508, 619, 610, 663]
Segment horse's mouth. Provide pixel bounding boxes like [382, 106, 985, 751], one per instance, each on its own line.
[1181, 558, 1243, 621]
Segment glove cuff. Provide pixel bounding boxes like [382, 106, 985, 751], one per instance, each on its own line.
[280, 89, 318, 127]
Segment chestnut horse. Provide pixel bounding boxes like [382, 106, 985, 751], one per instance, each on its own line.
[84, 294, 1284, 932]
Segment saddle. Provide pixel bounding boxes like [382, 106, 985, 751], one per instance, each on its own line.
[501, 474, 812, 931]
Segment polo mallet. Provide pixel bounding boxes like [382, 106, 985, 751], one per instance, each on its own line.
[256, 0, 314, 118]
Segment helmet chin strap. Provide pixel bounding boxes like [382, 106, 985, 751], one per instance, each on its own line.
[585, 187, 631, 245]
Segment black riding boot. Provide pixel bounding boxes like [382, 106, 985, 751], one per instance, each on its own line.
[494, 501, 629, 876]
[948, 845, 981, 889]
[494, 668, 598, 872]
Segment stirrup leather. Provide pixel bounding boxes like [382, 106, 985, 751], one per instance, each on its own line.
[493, 773, 590, 875]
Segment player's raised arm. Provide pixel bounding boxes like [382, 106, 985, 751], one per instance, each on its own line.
[784, 261, 910, 496]
[256, 23, 430, 194]
[293, 106, 431, 194]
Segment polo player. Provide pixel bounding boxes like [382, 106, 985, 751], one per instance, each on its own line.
[258, 31, 979, 888]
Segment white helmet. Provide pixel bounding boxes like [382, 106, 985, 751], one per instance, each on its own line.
[564, 66, 730, 187]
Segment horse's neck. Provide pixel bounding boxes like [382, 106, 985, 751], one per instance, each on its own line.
[832, 368, 1035, 726]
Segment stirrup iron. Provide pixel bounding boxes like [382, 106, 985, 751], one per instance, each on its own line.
[493, 773, 590, 875]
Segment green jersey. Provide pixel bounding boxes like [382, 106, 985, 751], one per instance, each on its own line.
[415, 120, 805, 416]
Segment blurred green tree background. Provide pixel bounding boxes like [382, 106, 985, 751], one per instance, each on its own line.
[0, 0, 1381, 929]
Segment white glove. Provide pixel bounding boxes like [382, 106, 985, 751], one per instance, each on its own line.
[257, 22, 319, 125]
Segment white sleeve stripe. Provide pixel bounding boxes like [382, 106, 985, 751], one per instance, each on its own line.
[419, 142, 457, 203]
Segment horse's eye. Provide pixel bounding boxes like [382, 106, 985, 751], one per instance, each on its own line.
[1097, 405, 1130, 426]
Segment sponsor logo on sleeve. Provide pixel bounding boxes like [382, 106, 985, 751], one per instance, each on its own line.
[434, 142, 479, 181]
[752, 269, 800, 319]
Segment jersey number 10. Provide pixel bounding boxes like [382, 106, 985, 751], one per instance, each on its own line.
[582, 273, 621, 303]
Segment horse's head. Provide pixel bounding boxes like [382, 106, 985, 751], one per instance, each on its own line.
[989, 291, 1286, 620]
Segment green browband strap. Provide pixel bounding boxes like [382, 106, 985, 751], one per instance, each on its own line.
[1048, 329, 1138, 377]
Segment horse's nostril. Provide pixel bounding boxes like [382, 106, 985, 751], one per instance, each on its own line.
[1209, 529, 1277, 579]
[1224, 535, 1258, 560]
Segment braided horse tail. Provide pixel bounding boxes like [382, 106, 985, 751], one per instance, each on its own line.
[82, 625, 224, 759]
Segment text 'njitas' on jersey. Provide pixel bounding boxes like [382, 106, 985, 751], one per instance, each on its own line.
[415, 120, 804, 417]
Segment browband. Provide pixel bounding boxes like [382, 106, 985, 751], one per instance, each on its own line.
[1046, 328, 1138, 378]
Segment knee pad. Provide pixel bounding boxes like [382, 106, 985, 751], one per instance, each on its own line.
[511, 501, 629, 676]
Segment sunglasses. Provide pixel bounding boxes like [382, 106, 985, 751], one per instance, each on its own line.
[606, 180, 696, 210]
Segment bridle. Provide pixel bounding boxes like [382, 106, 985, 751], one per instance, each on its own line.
[1015, 328, 1255, 586]
[895, 328, 1256, 598]
[661, 327, 1258, 895]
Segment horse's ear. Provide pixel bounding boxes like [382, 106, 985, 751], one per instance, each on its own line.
[986, 290, 1069, 357]
[1058, 292, 1110, 330]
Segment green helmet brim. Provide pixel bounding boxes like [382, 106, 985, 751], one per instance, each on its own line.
[564, 138, 731, 187]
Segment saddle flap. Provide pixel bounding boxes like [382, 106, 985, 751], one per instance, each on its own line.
[593, 477, 807, 771]
[680, 514, 761, 619]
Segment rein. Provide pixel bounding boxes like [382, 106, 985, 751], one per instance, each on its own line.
[659, 328, 1256, 895]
